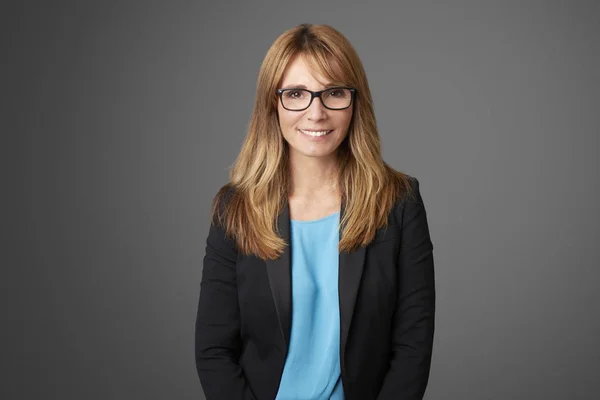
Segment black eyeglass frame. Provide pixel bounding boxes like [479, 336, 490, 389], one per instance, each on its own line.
[276, 87, 357, 111]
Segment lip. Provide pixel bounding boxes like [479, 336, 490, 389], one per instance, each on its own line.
[297, 128, 333, 141]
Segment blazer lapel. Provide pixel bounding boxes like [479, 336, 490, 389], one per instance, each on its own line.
[265, 200, 366, 360]
[265, 202, 292, 348]
[338, 201, 366, 366]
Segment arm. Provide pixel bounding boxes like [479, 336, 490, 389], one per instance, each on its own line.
[195, 210, 256, 400]
[377, 177, 436, 400]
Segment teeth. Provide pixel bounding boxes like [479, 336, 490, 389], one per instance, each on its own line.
[299, 129, 331, 137]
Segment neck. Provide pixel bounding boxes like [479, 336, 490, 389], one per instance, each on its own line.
[288, 151, 340, 199]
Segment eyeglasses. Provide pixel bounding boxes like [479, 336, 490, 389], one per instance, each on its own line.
[276, 87, 356, 111]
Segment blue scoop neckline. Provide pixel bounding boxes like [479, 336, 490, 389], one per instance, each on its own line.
[290, 211, 340, 224]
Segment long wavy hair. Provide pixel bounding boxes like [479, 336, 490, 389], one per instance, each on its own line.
[211, 23, 413, 260]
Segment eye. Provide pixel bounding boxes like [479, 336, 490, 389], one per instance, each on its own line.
[327, 89, 347, 98]
[283, 90, 304, 99]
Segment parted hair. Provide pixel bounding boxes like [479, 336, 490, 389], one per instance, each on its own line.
[210, 23, 413, 260]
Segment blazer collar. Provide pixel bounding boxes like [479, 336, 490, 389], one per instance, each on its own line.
[265, 200, 366, 358]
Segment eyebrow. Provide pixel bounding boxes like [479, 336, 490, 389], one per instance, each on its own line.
[280, 83, 341, 90]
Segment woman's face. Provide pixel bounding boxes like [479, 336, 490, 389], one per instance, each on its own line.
[277, 54, 353, 160]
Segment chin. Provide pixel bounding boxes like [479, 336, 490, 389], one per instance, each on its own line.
[299, 147, 338, 158]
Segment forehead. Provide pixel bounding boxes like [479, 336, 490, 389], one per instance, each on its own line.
[279, 54, 331, 89]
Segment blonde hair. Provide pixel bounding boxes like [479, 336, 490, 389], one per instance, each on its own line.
[211, 23, 413, 260]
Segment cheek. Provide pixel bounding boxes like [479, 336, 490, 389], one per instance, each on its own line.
[337, 110, 353, 132]
[278, 108, 302, 130]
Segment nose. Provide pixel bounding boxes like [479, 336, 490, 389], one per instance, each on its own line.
[307, 96, 327, 120]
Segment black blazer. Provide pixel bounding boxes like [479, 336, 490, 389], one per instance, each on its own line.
[195, 176, 435, 400]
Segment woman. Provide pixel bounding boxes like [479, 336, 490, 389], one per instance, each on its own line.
[195, 24, 435, 400]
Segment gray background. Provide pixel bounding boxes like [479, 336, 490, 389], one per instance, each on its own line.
[4, 0, 599, 399]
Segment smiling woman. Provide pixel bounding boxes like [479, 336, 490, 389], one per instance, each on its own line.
[195, 23, 435, 400]
[277, 54, 354, 155]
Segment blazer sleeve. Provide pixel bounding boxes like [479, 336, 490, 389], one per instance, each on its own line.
[195, 202, 256, 400]
[377, 177, 436, 400]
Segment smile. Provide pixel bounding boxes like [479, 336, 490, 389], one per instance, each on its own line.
[298, 129, 333, 137]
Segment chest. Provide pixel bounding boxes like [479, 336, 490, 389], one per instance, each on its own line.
[288, 195, 341, 221]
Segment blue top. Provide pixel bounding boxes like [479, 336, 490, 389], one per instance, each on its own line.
[275, 211, 344, 400]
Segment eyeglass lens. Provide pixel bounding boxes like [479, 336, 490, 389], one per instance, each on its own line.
[281, 88, 352, 110]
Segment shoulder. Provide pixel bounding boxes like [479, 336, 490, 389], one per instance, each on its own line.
[210, 183, 238, 221]
[392, 175, 427, 226]
[213, 182, 237, 204]
[404, 175, 423, 204]
[392, 174, 422, 207]
[205, 183, 240, 253]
